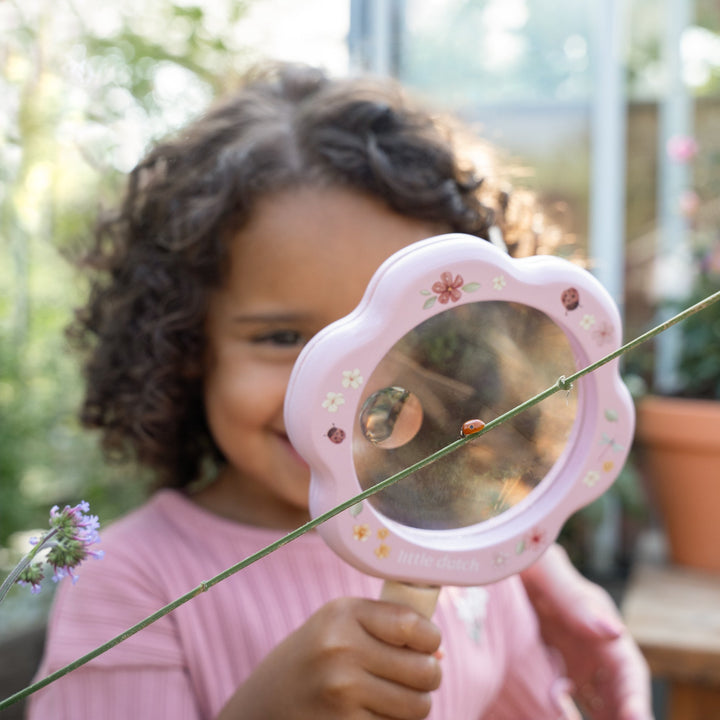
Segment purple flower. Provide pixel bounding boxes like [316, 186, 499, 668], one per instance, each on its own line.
[1, 501, 103, 603]
[16, 563, 45, 594]
[44, 502, 104, 584]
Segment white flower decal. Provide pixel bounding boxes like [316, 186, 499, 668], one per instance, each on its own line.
[322, 391, 345, 413]
[447, 587, 489, 643]
[580, 314, 596, 330]
[583, 470, 600, 488]
[341, 368, 364, 389]
[493, 275, 506, 290]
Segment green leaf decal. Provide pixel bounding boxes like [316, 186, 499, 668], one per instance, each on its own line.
[462, 282, 481, 292]
[423, 296, 437, 310]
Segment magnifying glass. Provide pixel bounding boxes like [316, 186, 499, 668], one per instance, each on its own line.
[284, 234, 634, 617]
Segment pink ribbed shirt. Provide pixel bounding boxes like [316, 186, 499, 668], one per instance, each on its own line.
[29, 490, 569, 719]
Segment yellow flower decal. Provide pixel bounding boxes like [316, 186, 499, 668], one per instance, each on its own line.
[374, 543, 391, 559]
[353, 524, 371, 541]
[377, 528, 389, 540]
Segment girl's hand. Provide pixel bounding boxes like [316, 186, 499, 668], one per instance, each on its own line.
[521, 545, 654, 720]
[218, 597, 443, 720]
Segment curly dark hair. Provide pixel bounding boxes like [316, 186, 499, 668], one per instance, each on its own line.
[70, 62, 547, 489]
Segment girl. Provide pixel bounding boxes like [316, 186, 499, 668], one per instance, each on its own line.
[29, 63, 651, 719]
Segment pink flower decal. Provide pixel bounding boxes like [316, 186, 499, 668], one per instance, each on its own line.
[592, 321, 614, 346]
[432, 272, 464, 304]
[526, 527, 546, 550]
[421, 273, 479, 309]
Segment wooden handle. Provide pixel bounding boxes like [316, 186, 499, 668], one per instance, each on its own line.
[380, 580, 441, 619]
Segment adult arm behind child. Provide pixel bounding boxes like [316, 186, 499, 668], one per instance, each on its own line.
[522, 544, 653, 720]
[216, 598, 442, 720]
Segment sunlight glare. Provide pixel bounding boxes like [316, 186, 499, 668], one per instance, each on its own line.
[482, 0, 529, 31]
[682, 26, 720, 89]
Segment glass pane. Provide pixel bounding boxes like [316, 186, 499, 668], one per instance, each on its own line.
[397, 0, 593, 256]
[399, 0, 592, 105]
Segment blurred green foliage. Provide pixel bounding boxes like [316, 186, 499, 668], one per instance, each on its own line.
[0, 0, 254, 547]
[2, 0, 719, 559]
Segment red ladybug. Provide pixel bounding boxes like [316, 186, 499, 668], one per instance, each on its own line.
[461, 419, 485, 437]
[327, 426, 346, 444]
[561, 287, 580, 311]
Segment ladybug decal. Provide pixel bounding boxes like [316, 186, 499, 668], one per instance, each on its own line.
[461, 419, 486, 437]
[561, 287, 580, 312]
[327, 426, 346, 444]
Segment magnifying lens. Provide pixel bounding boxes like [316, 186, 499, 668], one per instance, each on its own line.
[284, 234, 634, 617]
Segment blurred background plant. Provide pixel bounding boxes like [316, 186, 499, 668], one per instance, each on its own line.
[673, 140, 720, 400]
[2, 0, 720, 633]
[0, 0, 256, 563]
[624, 131, 720, 400]
[1, 0, 352, 625]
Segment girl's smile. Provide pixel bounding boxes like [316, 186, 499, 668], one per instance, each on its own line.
[196, 186, 441, 529]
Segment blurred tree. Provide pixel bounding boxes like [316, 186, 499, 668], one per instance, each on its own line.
[0, 0, 254, 548]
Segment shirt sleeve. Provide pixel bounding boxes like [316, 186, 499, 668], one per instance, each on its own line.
[28, 667, 201, 720]
[26, 517, 196, 720]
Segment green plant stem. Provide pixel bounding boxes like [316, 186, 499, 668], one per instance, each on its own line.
[2, 289, 719, 711]
[0, 528, 57, 605]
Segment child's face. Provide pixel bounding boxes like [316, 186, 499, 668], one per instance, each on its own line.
[202, 187, 442, 528]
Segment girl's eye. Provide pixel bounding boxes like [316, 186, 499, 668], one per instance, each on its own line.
[254, 329, 304, 347]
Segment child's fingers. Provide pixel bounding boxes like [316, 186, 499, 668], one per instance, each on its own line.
[299, 598, 441, 716]
[361, 677, 434, 719]
[357, 599, 442, 654]
[365, 644, 442, 693]
[315, 648, 438, 718]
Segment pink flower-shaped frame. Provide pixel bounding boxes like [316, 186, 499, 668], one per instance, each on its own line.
[284, 234, 634, 586]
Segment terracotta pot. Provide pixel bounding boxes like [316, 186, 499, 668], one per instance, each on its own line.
[635, 396, 720, 573]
